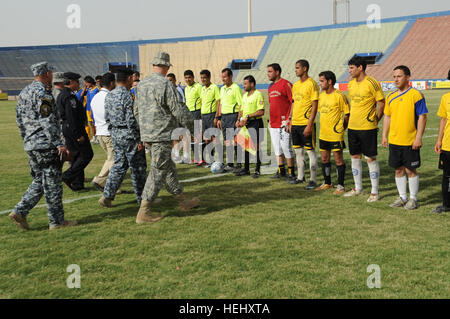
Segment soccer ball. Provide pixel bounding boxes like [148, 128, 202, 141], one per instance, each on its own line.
[210, 162, 224, 174]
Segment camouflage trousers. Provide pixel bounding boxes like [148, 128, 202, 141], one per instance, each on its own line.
[14, 149, 65, 226]
[103, 137, 147, 203]
[142, 142, 183, 202]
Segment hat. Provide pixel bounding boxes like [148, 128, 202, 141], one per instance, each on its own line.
[31, 61, 55, 76]
[152, 51, 172, 67]
[64, 72, 81, 81]
[53, 72, 65, 83]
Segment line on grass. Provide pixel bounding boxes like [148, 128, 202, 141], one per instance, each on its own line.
[0, 172, 231, 215]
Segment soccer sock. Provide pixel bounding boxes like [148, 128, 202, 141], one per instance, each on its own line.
[351, 158, 363, 191]
[294, 148, 305, 180]
[408, 175, 419, 200]
[442, 174, 450, 207]
[278, 165, 286, 176]
[337, 164, 346, 187]
[288, 166, 295, 177]
[201, 142, 206, 162]
[234, 145, 241, 168]
[395, 175, 408, 200]
[322, 162, 332, 185]
[244, 151, 250, 172]
[368, 160, 380, 195]
[307, 150, 317, 183]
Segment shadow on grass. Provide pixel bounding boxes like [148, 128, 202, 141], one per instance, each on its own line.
[76, 174, 324, 225]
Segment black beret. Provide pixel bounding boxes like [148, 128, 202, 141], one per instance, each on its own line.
[64, 72, 81, 81]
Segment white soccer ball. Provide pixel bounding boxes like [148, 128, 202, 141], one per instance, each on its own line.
[210, 162, 224, 174]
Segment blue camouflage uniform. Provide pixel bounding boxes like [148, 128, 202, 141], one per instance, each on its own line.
[14, 63, 66, 227]
[103, 85, 147, 203]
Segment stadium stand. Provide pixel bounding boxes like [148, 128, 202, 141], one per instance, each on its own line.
[364, 15, 450, 81]
[138, 36, 267, 84]
[0, 10, 449, 95]
[234, 21, 407, 84]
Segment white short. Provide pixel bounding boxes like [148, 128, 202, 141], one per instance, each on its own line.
[270, 127, 294, 158]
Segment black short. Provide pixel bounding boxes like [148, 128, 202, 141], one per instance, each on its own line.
[201, 112, 220, 139]
[221, 113, 239, 141]
[319, 139, 346, 152]
[388, 144, 421, 169]
[191, 110, 202, 120]
[292, 124, 316, 150]
[245, 118, 265, 143]
[348, 128, 378, 157]
[439, 151, 450, 174]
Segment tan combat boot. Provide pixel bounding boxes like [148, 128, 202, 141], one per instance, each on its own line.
[175, 194, 200, 212]
[136, 200, 164, 223]
[98, 196, 112, 208]
[49, 220, 78, 230]
[8, 212, 29, 230]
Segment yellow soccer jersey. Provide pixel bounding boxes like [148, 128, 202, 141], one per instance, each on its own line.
[292, 77, 319, 126]
[318, 90, 350, 142]
[242, 90, 264, 118]
[437, 92, 450, 151]
[385, 87, 428, 146]
[185, 82, 202, 112]
[348, 75, 384, 130]
[200, 83, 220, 114]
[220, 83, 243, 114]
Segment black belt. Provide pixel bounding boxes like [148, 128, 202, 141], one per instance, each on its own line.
[112, 125, 128, 129]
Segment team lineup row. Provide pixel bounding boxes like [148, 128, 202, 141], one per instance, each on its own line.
[175, 56, 450, 213]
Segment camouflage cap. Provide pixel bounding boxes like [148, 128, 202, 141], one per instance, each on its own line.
[30, 61, 55, 76]
[53, 72, 65, 83]
[152, 51, 172, 67]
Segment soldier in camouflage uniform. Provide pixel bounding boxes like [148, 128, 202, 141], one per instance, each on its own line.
[98, 68, 147, 207]
[133, 51, 199, 223]
[10, 62, 77, 230]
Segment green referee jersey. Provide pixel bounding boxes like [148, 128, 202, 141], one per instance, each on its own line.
[220, 83, 243, 114]
[200, 83, 220, 114]
[242, 90, 264, 119]
[185, 82, 202, 112]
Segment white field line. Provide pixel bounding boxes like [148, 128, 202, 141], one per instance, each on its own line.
[0, 172, 231, 215]
[0, 134, 440, 215]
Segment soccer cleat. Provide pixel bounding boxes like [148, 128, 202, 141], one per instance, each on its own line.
[271, 171, 286, 179]
[235, 169, 250, 176]
[49, 220, 78, 230]
[304, 180, 317, 190]
[252, 171, 261, 179]
[333, 185, 345, 195]
[343, 188, 363, 197]
[98, 196, 112, 208]
[287, 176, 304, 184]
[389, 197, 407, 208]
[367, 193, 380, 203]
[232, 165, 242, 174]
[172, 155, 183, 164]
[181, 157, 191, 164]
[404, 198, 418, 210]
[8, 212, 29, 230]
[91, 181, 104, 192]
[197, 160, 207, 167]
[315, 183, 333, 191]
[431, 205, 450, 214]
[223, 165, 234, 172]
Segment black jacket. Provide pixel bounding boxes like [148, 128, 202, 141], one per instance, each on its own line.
[57, 87, 87, 140]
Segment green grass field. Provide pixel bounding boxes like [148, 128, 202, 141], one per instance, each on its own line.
[0, 90, 449, 299]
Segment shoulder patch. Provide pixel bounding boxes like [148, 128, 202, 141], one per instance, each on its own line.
[40, 97, 53, 117]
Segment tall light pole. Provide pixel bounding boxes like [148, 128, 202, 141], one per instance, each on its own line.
[333, 0, 350, 24]
[248, 0, 252, 33]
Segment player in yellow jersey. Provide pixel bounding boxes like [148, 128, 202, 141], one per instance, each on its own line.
[382, 65, 428, 210]
[344, 56, 385, 202]
[289, 59, 319, 188]
[200, 69, 221, 166]
[432, 70, 450, 213]
[184, 70, 203, 164]
[315, 71, 350, 194]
